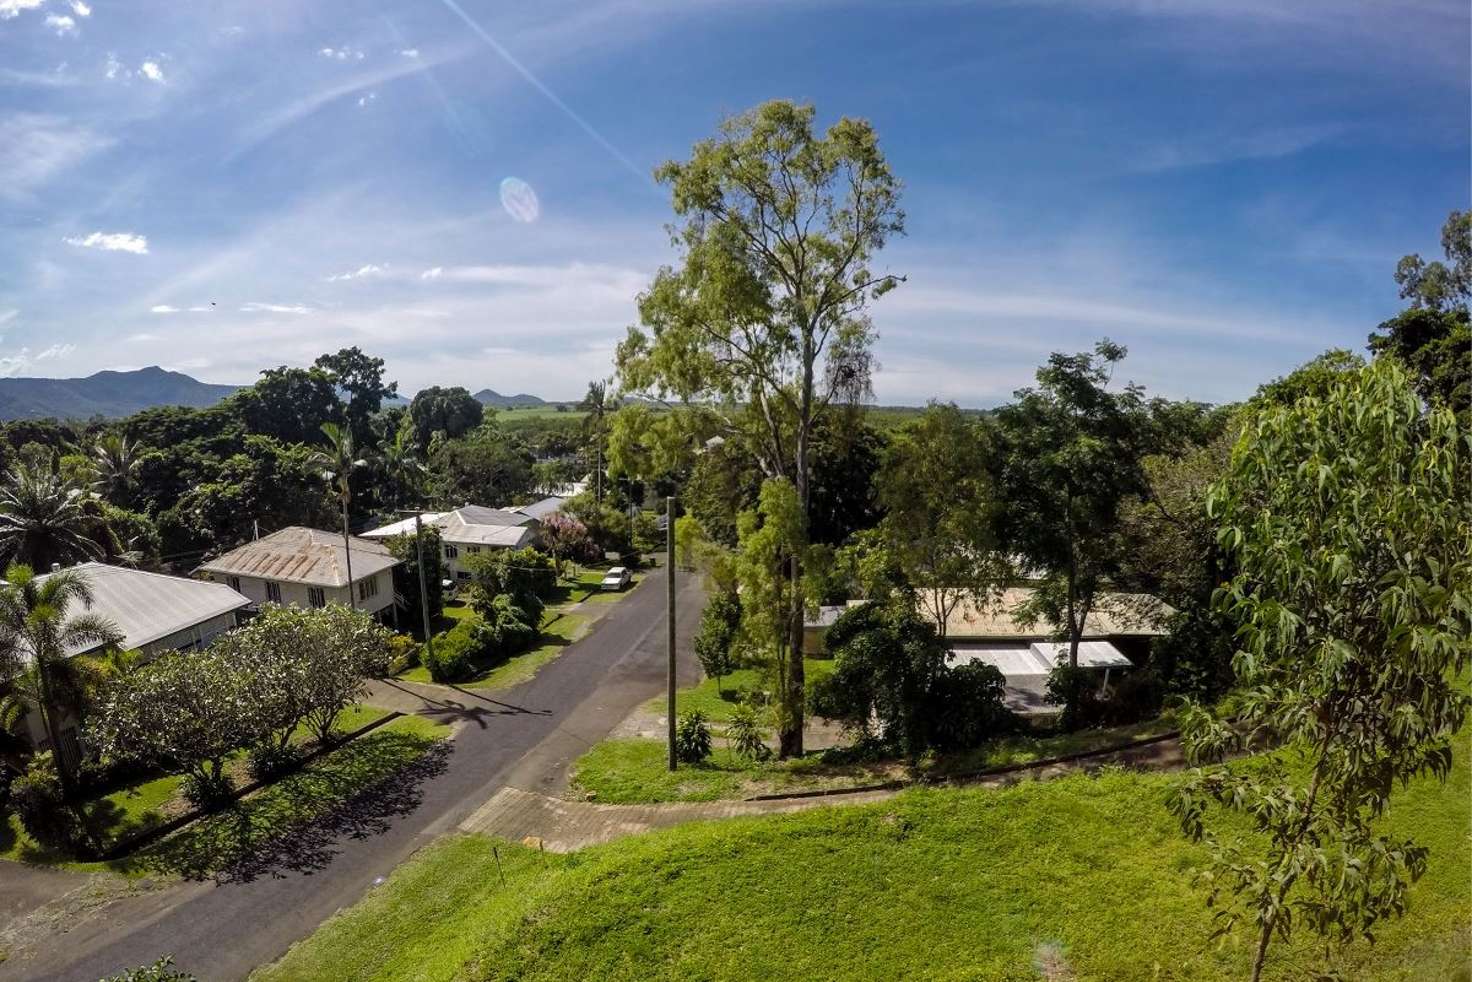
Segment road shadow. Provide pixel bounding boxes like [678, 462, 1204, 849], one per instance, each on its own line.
[374, 679, 554, 729]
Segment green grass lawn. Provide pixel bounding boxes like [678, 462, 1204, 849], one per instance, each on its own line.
[462, 612, 587, 690]
[1, 704, 400, 871]
[256, 731, 1472, 982]
[655, 658, 837, 726]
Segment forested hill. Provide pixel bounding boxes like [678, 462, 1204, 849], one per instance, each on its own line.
[474, 388, 549, 408]
[0, 366, 239, 420]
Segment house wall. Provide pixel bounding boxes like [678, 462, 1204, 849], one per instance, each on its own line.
[207, 570, 395, 620]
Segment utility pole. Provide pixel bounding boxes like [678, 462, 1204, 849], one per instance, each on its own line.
[666, 495, 677, 772]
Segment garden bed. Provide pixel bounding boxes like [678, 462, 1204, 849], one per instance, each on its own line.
[1, 704, 399, 870]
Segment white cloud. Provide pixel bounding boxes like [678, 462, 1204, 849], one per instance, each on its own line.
[0, 350, 31, 378]
[399, 48, 420, 58]
[187, 305, 213, 312]
[36, 342, 76, 361]
[326, 263, 386, 282]
[0, 0, 44, 20]
[64, 231, 150, 254]
[44, 14, 77, 35]
[240, 302, 310, 314]
[70, 0, 90, 15]
[150, 304, 179, 313]
[420, 266, 443, 280]
[139, 60, 164, 83]
[104, 53, 123, 79]
[415, 262, 646, 295]
[357, 91, 376, 107]
[0, 309, 17, 327]
[318, 46, 365, 61]
[127, 332, 162, 342]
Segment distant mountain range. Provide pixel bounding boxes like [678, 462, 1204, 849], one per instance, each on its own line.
[474, 389, 550, 408]
[0, 366, 240, 421]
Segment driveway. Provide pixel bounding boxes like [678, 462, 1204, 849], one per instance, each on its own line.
[8, 566, 705, 982]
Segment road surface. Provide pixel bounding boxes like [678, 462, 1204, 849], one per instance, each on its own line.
[12, 566, 704, 982]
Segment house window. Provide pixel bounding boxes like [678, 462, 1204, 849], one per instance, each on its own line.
[266, 581, 282, 603]
[358, 576, 378, 602]
[466, 545, 481, 555]
[308, 587, 326, 608]
[444, 544, 459, 559]
[227, 575, 241, 592]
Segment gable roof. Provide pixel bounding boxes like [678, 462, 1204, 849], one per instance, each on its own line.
[359, 513, 445, 539]
[937, 587, 1171, 640]
[38, 563, 249, 655]
[197, 526, 399, 588]
[512, 496, 565, 521]
[451, 505, 534, 528]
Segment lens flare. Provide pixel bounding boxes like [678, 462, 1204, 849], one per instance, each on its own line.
[499, 177, 540, 223]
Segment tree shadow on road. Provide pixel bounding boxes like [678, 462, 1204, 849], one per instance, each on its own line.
[120, 731, 453, 884]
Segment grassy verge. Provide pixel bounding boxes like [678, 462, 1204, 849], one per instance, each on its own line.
[256, 732, 1471, 982]
[1, 707, 423, 874]
[463, 612, 588, 690]
[658, 659, 837, 726]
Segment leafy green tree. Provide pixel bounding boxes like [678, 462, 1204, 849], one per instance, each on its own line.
[309, 422, 369, 609]
[1168, 358, 1470, 982]
[0, 463, 103, 570]
[386, 525, 445, 638]
[0, 564, 122, 791]
[995, 341, 1150, 690]
[427, 428, 534, 507]
[315, 346, 398, 447]
[1253, 349, 1366, 409]
[694, 587, 741, 695]
[464, 547, 556, 628]
[579, 380, 612, 504]
[811, 599, 1010, 760]
[733, 479, 809, 750]
[407, 386, 483, 450]
[617, 100, 904, 758]
[539, 512, 593, 577]
[1390, 208, 1470, 312]
[875, 403, 1005, 641]
[806, 412, 886, 547]
[228, 365, 343, 445]
[380, 422, 425, 510]
[562, 492, 633, 557]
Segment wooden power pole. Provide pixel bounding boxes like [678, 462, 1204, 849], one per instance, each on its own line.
[667, 496, 677, 771]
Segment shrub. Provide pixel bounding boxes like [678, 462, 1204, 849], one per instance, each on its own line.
[694, 589, 740, 693]
[424, 619, 484, 682]
[180, 770, 234, 810]
[102, 956, 197, 982]
[387, 633, 420, 675]
[1099, 669, 1165, 726]
[674, 710, 713, 764]
[12, 752, 87, 852]
[1045, 665, 1105, 731]
[929, 662, 1016, 751]
[246, 742, 301, 783]
[726, 704, 769, 761]
[479, 594, 539, 655]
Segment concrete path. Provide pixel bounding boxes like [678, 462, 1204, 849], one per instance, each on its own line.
[11, 565, 706, 982]
[460, 734, 1188, 853]
[460, 786, 895, 852]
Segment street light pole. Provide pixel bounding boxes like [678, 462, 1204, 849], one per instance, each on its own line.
[666, 495, 677, 772]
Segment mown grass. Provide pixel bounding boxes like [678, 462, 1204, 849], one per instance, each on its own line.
[1, 708, 427, 875]
[257, 732, 1472, 982]
[256, 730, 1472, 982]
[462, 612, 588, 690]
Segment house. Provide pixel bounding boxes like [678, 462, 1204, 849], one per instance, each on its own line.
[361, 498, 564, 582]
[18, 562, 251, 765]
[804, 587, 1171, 716]
[939, 588, 1171, 716]
[197, 526, 400, 623]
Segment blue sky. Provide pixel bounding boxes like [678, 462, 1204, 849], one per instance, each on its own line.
[2, 0, 1467, 406]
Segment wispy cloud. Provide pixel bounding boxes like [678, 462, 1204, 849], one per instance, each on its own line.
[70, 0, 90, 15]
[0, 114, 112, 201]
[44, 13, 76, 36]
[127, 332, 162, 342]
[357, 91, 376, 108]
[64, 231, 150, 254]
[399, 48, 420, 58]
[139, 60, 165, 83]
[150, 304, 179, 313]
[0, 310, 17, 327]
[1131, 125, 1341, 173]
[319, 46, 366, 61]
[240, 302, 311, 314]
[326, 263, 387, 282]
[36, 342, 76, 361]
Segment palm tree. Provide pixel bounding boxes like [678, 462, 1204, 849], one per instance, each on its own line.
[579, 379, 611, 504]
[382, 422, 425, 510]
[0, 563, 122, 791]
[0, 462, 103, 570]
[310, 422, 368, 609]
[92, 433, 141, 505]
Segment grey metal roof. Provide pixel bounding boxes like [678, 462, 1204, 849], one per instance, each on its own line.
[453, 505, 533, 527]
[197, 526, 400, 587]
[513, 496, 565, 521]
[39, 562, 250, 655]
[360, 513, 445, 539]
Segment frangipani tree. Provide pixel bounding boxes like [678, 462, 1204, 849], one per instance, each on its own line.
[1168, 358, 1471, 982]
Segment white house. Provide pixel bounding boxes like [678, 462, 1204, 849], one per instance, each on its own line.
[20, 562, 251, 765]
[197, 526, 400, 623]
[361, 498, 564, 582]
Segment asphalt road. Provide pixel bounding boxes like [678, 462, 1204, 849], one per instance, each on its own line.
[16, 566, 705, 982]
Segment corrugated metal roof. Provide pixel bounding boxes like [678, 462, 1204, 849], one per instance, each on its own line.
[937, 587, 1171, 639]
[197, 526, 400, 587]
[513, 496, 565, 521]
[1029, 640, 1133, 670]
[39, 563, 250, 655]
[360, 513, 445, 539]
[453, 505, 533, 527]
[949, 639, 1133, 675]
